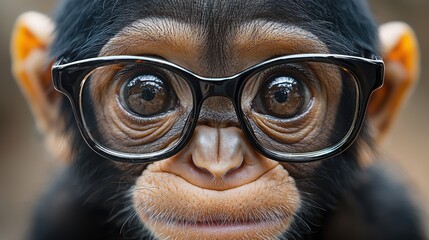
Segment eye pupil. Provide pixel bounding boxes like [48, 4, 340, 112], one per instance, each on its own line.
[274, 89, 288, 103]
[141, 86, 156, 101]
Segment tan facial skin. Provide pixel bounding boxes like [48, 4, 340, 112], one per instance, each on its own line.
[98, 18, 331, 239]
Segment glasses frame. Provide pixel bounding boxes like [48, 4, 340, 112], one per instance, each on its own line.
[52, 53, 384, 163]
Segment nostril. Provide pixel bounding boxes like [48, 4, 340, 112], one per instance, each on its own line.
[224, 164, 243, 179]
[190, 158, 215, 179]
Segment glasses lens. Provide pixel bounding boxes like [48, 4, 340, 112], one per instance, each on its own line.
[80, 62, 193, 158]
[240, 60, 358, 157]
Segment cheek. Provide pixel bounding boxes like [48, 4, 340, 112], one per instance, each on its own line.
[131, 162, 301, 240]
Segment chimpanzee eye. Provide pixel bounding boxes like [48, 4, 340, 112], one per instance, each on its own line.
[252, 75, 311, 119]
[120, 74, 177, 117]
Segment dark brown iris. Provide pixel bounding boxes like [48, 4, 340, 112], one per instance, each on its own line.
[121, 74, 177, 117]
[254, 75, 310, 118]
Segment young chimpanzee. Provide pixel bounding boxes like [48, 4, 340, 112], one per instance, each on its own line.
[11, 0, 425, 239]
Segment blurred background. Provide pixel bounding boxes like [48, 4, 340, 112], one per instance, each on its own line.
[0, 0, 427, 239]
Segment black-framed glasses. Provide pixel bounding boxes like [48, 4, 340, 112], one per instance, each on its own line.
[52, 53, 384, 163]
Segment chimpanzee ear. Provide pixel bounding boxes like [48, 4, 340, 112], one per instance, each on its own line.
[367, 22, 420, 145]
[11, 11, 57, 134]
[11, 12, 72, 162]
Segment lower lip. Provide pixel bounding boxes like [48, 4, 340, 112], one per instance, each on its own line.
[189, 222, 268, 234]
[150, 217, 286, 235]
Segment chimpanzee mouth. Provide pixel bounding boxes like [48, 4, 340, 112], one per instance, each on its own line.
[133, 164, 301, 238]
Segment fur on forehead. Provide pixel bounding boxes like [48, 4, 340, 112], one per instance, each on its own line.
[51, 0, 378, 61]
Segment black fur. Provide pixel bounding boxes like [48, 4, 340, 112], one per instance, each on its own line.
[28, 0, 425, 239]
[51, 0, 378, 61]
